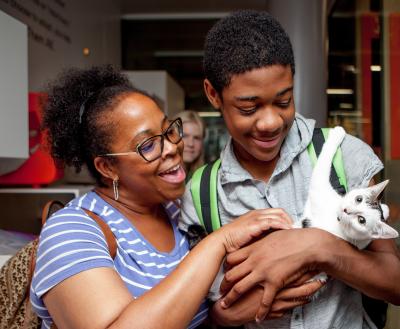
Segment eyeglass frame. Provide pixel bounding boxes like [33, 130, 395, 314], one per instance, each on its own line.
[98, 118, 183, 162]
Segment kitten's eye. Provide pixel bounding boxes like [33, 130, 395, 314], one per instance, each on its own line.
[358, 216, 366, 225]
[355, 196, 363, 203]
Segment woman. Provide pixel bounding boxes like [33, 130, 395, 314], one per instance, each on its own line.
[175, 110, 205, 179]
[30, 65, 293, 329]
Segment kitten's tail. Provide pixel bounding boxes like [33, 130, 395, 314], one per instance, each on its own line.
[310, 126, 346, 191]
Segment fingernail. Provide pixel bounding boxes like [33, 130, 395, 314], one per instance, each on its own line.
[220, 300, 228, 309]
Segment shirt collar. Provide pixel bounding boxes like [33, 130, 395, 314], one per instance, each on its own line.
[219, 113, 315, 185]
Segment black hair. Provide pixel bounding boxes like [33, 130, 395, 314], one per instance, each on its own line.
[203, 10, 295, 94]
[42, 65, 150, 185]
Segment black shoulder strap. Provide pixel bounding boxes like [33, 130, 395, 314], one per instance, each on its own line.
[312, 128, 347, 195]
[191, 159, 222, 234]
[199, 162, 214, 234]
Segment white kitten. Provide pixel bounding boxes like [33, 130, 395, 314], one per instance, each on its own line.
[297, 126, 398, 286]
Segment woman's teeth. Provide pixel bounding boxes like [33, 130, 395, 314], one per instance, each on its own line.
[162, 164, 180, 175]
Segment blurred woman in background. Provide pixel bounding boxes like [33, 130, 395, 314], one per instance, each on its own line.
[175, 110, 205, 180]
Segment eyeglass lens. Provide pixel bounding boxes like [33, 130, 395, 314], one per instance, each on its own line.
[139, 119, 182, 161]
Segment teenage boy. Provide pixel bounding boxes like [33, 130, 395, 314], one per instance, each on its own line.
[179, 10, 400, 329]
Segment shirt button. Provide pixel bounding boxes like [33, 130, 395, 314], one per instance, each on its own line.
[294, 313, 300, 320]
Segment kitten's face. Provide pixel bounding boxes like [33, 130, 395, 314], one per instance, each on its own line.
[337, 180, 398, 241]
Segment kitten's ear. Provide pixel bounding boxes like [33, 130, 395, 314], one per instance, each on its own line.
[368, 180, 389, 201]
[371, 221, 399, 239]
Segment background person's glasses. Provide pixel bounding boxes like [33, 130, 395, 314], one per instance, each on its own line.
[99, 118, 183, 162]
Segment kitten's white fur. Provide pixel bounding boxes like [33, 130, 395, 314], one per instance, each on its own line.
[298, 126, 397, 248]
[295, 126, 398, 288]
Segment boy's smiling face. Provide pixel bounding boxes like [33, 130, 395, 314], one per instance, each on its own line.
[204, 65, 295, 171]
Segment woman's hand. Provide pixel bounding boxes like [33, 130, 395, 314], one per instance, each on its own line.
[218, 208, 293, 253]
[219, 228, 334, 322]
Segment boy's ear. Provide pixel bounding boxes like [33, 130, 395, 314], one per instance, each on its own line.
[94, 156, 117, 182]
[204, 79, 222, 110]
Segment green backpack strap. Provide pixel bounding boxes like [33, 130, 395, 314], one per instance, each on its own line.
[190, 159, 221, 234]
[307, 127, 348, 194]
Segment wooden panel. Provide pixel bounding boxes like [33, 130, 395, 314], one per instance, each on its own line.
[389, 14, 400, 159]
[360, 13, 379, 145]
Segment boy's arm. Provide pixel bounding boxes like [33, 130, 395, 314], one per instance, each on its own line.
[218, 225, 400, 322]
[219, 133, 400, 321]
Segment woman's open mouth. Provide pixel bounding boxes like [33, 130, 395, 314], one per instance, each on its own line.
[159, 164, 186, 183]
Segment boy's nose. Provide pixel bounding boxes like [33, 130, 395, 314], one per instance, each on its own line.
[255, 107, 283, 133]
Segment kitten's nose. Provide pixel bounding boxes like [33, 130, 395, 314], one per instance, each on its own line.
[344, 208, 348, 214]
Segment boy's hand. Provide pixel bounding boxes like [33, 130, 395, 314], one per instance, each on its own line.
[219, 228, 333, 322]
[212, 275, 324, 326]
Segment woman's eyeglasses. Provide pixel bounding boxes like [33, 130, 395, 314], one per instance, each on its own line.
[99, 118, 183, 162]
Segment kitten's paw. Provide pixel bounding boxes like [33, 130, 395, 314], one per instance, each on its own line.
[313, 272, 329, 284]
[208, 290, 222, 302]
[301, 218, 312, 228]
[307, 272, 329, 301]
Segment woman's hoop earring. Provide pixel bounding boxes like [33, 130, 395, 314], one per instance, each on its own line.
[113, 178, 119, 201]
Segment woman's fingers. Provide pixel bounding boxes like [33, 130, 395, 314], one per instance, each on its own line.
[266, 311, 285, 319]
[266, 208, 294, 225]
[224, 217, 292, 253]
[254, 209, 293, 227]
[270, 299, 309, 314]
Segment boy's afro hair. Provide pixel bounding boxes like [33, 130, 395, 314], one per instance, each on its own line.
[203, 10, 295, 93]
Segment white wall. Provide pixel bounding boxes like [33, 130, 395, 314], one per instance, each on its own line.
[166, 73, 185, 118]
[0, 11, 28, 169]
[0, 0, 121, 173]
[0, 0, 121, 92]
[123, 70, 185, 117]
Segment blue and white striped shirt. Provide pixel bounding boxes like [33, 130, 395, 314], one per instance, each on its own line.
[31, 191, 208, 329]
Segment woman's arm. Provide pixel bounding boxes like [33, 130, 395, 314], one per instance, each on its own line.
[43, 210, 290, 329]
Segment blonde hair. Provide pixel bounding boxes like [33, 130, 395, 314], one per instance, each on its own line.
[174, 110, 205, 174]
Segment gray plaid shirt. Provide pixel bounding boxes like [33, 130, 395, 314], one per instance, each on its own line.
[180, 113, 383, 329]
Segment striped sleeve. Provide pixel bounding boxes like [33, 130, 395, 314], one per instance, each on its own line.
[31, 207, 114, 300]
[188, 301, 209, 328]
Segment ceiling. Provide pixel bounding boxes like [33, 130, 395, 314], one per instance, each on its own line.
[120, 1, 279, 110]
[120, 0, 343, 111]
